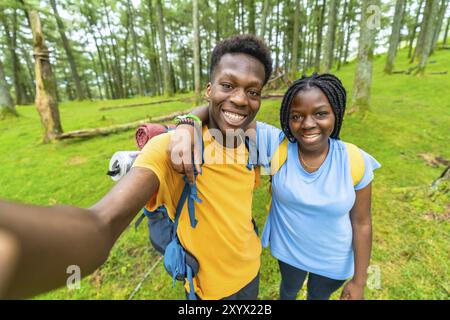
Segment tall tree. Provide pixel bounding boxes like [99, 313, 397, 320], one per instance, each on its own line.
[0, 59, 18, 118]
[417, 0, 440, 74]
[444, 17, 450, 45]
[247, 0, 256, 35]
[351, 0, 380, 112]
[408, 0, 424, 59]
[431, 0, 449, 53]
[314, 0, 326, 72]
[412, 0, 433, 63]
[30, 10, 63, 143]
[260, 0, 270, 39]
[155, 0, 174, 96]
[49, 0, 85, 100]
[384, 0, 406, 74]
[193, 0, 201, 105]
[290, 0, 301, 79]
[322, 0, 338, 72]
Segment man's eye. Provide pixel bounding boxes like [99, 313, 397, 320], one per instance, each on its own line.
[248, 90, 260, 97]
[221, 83, 232, 89]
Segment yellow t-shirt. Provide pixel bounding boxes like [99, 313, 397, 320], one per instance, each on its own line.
[132, 126, 261, 299]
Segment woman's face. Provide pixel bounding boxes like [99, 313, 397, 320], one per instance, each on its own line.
[288, 87, 335, 152]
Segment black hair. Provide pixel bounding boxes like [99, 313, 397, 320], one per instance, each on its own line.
[280, 73, 347, 142]
[209, 34, 273, 85]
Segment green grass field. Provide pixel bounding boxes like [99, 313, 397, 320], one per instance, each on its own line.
[1, 48, 449, 299]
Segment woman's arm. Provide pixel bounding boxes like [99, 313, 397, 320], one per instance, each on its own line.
[0, 167, 158, 299]
[341, 183, 373, 300]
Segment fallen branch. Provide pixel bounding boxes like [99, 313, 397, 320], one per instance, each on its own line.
[429, 71, 448, 75]
[99, 97, 197, 111]
[262, 93, 284, 99]
[56, 109, 195, 140]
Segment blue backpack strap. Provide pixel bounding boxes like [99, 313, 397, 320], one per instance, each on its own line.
[245, 136, 259, 171]
[186, 265, 196, 300]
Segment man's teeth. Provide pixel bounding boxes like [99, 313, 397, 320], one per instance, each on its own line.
[224, 111, 245, 121]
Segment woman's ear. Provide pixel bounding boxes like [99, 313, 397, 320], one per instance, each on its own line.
[205, 83, 211, 101]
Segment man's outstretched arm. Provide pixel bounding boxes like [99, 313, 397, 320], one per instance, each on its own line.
[0, 167, 158, 299]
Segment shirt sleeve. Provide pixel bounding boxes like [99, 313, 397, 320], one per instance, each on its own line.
[132, 132, 179, 218]
[354, 149, 381, 191]
[255, 121, 285, 170]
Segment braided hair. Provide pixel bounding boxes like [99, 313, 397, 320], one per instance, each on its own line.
[280, 73, 347, 142]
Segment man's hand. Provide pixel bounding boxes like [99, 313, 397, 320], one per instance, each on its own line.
[340, 279, 365, 300]
[167, 124, 202, 184]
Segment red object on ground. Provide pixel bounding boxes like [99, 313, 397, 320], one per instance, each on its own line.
[135, 123, 176, 150]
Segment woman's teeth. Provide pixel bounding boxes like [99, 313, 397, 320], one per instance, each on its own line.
[302, 134, 320, 138]
[223, 110, 245, 121]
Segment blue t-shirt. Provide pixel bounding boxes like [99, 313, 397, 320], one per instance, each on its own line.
[256, 122, 381, 280]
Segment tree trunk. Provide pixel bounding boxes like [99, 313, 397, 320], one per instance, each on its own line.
[247, 0, 256, 35]
[0, 59, 18, 118]
[408, 0, 424, 59]
[417, 0, 440, 74]
[431, 0, 449, 53]
[314, 0, 326, 72]
[260, 0, 270, 39]
[30, 11, 63, 143]
[322, 0, 338, 72]
[155, 0, 174, 96]
[412, 0, 433, 63]
[291, 0, 301, 79]
[193, 0, 202, 105]
[49, 0, 85, 101]
[351, 0, 380, 112]
[384, 0, 406, 74]
[343, 0, 356, 65]
[127, 0, 145, 96]
[337, 0, 349, 70]
[275, 1, 281, 70]
[444, 17, 450, 45]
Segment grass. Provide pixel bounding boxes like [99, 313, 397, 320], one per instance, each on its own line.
[0, 47, 449, 300]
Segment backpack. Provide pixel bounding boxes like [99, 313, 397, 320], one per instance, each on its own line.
[265, 138, 365, 210]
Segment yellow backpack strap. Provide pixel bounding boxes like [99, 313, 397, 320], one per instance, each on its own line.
[266, 138, 289, 211]
[343, 142, 365, 187]
[270, 138, 289, 175]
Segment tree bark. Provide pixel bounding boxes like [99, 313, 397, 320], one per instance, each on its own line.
[412, 0, 433, 63]
[30, 10, 63, 143]
[384, 0, 406, 74]
[0, 59, 18, 118]
[260, 0, 270, 38]
[49, 0, 85, 101]
[444, 17, 449, 45]
[431, 0, 449, 53]
[314, 0, 326, 72]
[351, 0, 380, 112]
[155, 0, 174, 96]
[322, 0, 338, 72]
[193, 0, 202, 105]
[408, 0, 424, 59]
[417, 0, 441, 74]
[290, 0, 301, 79]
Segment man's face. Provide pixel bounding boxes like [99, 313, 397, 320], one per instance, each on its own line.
[206, 53, 265, 135]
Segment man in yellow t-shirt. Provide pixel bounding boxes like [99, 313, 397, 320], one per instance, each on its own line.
[0, 34, 272, 300]
[133, 35, 273, 299]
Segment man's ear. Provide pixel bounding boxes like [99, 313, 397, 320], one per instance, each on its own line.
[205, 82, 211, 101]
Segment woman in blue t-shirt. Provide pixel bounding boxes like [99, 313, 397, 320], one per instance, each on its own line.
[255, 73, 380, 300]
[169, 73, 380, 300]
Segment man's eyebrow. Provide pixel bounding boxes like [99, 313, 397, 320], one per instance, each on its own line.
[218, 72, 263, 87]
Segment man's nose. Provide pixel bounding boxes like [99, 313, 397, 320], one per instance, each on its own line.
[229, 88, 248, 107]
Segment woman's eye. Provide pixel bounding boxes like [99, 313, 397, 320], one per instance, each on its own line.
[316, 112, 327, 117]
[291, 115, 301, 121]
